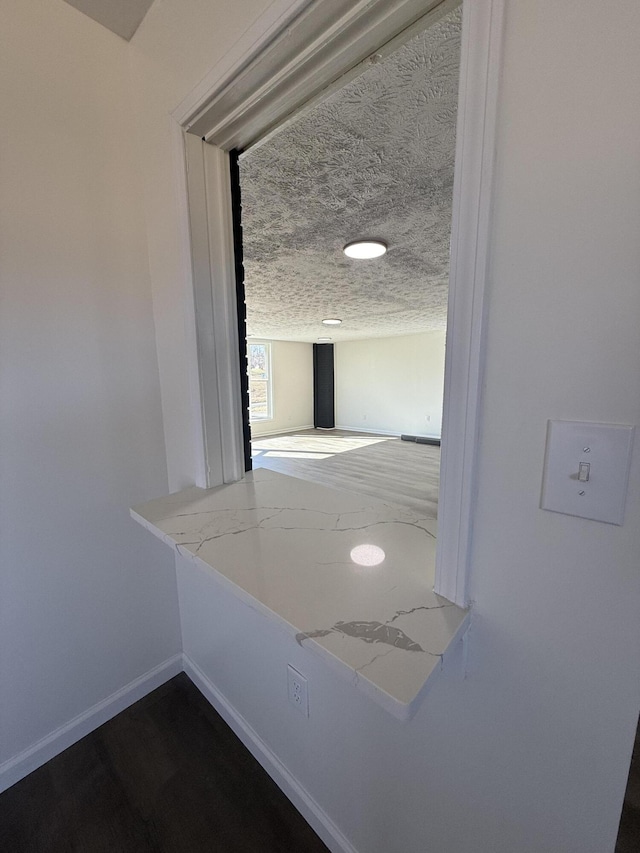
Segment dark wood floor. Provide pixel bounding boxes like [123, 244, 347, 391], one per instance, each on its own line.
[0, 674, 329, 853]
[616, 717, 640, 853]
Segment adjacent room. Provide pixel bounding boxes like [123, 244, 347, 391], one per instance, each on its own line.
[240, 8, 460, 519]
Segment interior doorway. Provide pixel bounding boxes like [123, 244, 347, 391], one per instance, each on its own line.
[179, 0, 503, 606]
[233, 3, 462, 521]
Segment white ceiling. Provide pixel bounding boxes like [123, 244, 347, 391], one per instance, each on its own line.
[239, 6, 462, 343]
[62, 0, 154, 40]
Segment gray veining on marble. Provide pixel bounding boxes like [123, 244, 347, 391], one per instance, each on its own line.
[299, 620, 426, 651]
[131, 469, 468, 719]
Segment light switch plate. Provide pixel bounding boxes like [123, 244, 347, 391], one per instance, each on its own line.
[541, 421, 634, 524]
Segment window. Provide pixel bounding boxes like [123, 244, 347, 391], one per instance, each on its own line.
[248, 342, 272, 421]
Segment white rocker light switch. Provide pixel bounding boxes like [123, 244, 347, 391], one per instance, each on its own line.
[541, 420, 634, 525]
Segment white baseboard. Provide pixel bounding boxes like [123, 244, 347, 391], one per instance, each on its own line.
[334, 424, 401, 437]
[0, 653, 183, 794]
[2, 651, 358, 853]
[336, 425, 442, 439]
[251, 423, 314, 438]
[183, 654, 359, 853]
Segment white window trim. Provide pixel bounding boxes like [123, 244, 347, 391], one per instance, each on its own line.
[248, 340, 274, 423]
[171, 0, 505, 608]
[182, 131, 245, 485]
[435, 0, 504, 606]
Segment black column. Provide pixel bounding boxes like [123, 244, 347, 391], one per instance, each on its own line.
[229, 149, 252, 472]
[313, 343, 335, 429]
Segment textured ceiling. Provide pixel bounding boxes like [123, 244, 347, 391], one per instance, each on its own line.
[240, 6, 461, 343]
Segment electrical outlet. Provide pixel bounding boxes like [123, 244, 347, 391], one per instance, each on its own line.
[287, 665, 309, 716]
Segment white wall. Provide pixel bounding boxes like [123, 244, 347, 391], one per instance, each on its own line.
[0, 0, 181, 779]
[465, 2, 640, 849]
[130, 1, 640, 852]
[129, 0, 274, 490]
[335, 332, 445, 436]
[250, 340, 313, 437]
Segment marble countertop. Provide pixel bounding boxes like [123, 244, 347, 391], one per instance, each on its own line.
[131, 469, 468, 720]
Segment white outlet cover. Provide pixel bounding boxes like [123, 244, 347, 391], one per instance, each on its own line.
[287, 664, 309, 716]
[541, 420, 634, 525]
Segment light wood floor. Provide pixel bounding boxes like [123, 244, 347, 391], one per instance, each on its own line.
[251, 429, 440, 518]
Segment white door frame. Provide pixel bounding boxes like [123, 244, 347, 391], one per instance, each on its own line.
[170, 0, 505, 608]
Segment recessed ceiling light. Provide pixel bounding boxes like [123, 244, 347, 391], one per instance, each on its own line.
[343, 240, 387, 260]
[317, 337, 332, 342]
[322, 318, 342, 326]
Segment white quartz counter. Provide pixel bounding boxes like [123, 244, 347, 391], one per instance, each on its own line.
[131, 469, 468, 720]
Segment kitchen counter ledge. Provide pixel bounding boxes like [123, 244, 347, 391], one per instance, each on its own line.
[131, 468, 469, 720]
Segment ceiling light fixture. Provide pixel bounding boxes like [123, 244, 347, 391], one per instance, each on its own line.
[322, 318, 342, 326]
[343, 240, 387, 260]
[317, 337, 332, 342]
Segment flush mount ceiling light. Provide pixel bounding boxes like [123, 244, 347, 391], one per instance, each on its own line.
[343, 240, 387, 260]
[317, 337, 332, 342]
[322, 318, 342, 326]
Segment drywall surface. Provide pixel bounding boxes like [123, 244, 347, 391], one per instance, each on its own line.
[178, 555, 471, 853]
[129, 0, 274, 489]
[463, 2, 640, 851]
[250, 340, 313, 437]
[132, 1, 640, 852]
[335, 332, 445, 436]
[62, 0, 154, 40]
[0, 0, 181, 770]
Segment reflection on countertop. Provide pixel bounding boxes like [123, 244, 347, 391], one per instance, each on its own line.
[131, 468, 468, 720]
